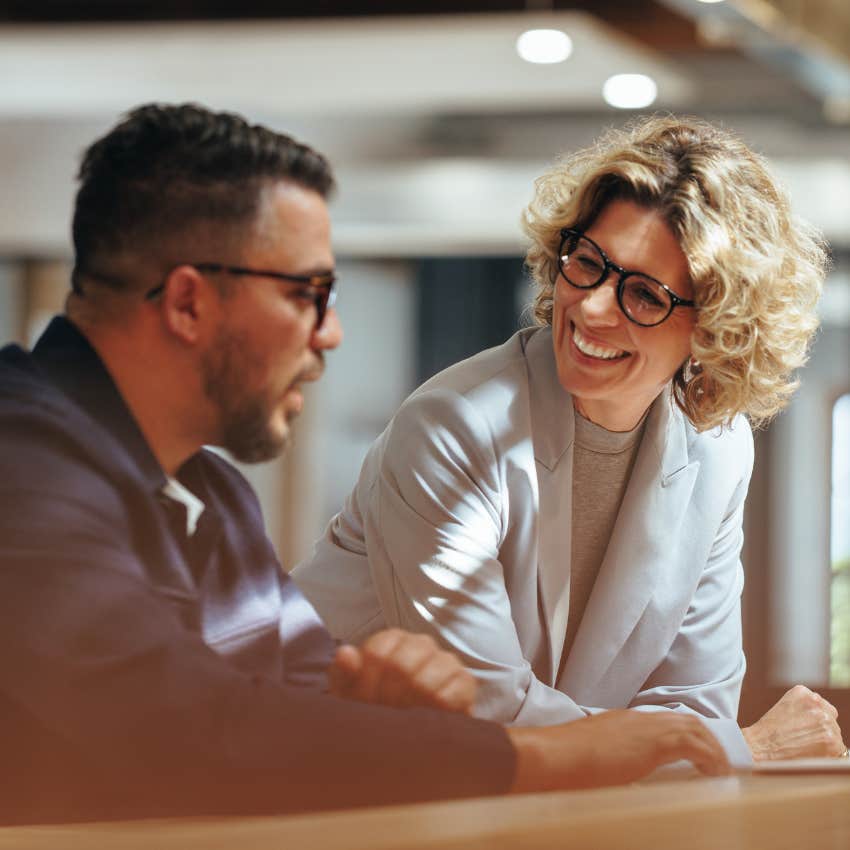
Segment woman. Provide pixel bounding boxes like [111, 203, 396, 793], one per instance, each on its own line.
[294, 116, 841, 762]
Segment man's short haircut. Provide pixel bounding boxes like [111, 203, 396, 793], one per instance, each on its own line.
[71, 102, 335, 293]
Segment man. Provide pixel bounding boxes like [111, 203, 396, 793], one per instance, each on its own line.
[0, 103, 728, 825]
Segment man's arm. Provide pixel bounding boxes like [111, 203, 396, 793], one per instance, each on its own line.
[0, 408, 512, 820]
[325, 628, 732, 788]
[0, 541, 515, 818]
[508, 711, 730, 793]
[0, 532, 728, 821]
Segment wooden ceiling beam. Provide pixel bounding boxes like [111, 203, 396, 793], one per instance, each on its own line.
[730, 0, 850, 65]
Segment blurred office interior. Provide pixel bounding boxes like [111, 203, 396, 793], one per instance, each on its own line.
[0, 0, 848, 726]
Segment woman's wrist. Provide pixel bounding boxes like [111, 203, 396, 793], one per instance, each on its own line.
[740, 723, 771, 761]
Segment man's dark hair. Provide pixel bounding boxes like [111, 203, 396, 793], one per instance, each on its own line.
[71, 102, 335, 293]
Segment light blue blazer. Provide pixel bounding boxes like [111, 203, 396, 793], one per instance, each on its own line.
[294, 327, 754, 764]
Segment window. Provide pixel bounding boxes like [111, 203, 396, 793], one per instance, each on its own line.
[739, 279, 850, 725]
[831, 393, 850, 685]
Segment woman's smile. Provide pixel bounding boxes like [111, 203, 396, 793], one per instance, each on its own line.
[570, 323, 630, 361]
[552, 200, 695, 431]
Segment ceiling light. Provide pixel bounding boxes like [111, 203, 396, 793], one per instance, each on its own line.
[516, 29, 573, 64]
[603, 74, 658, 109]
[696, 0, 726, 4]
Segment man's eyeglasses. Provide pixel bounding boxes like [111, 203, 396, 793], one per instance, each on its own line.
[145, 263, 338, 330]
[558, 228, 695, 328]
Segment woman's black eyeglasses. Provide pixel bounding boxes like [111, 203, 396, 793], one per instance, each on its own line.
[145, 263, 338, 330]
[558, 228, 694, 328]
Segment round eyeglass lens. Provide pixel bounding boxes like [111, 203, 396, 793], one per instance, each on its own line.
[620, 275, 673, 326]
[560, 234, 605, 288]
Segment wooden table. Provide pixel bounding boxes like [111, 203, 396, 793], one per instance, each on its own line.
[2, 773, 849, 850]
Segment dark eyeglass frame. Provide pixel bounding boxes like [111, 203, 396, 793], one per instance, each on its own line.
[558, 228, 695, 327]
[145, 263, 338, 329]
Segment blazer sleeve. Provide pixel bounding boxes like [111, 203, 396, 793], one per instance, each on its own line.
[355, 389, 591, 726]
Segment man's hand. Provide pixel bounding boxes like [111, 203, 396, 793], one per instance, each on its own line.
[328, 628, 477, 714]
[741, 685, 846, 761]
[507, 710, 730, 793]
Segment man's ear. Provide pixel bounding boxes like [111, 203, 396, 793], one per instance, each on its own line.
[158, 266, 214, 345]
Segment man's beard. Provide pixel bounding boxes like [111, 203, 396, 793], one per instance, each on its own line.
[200, 326, 292, 464]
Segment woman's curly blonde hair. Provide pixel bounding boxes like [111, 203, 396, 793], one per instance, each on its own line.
[523, 115, 828, 431]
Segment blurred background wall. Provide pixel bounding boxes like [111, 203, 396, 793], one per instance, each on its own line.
[1, 0, 848, 725]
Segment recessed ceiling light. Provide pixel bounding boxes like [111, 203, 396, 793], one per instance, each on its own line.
[696, 0, 726, 4]
[603, 74, 658, 109]
[516, 29, 573, 65]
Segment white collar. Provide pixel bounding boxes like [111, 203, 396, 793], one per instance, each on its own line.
[161, 476, 206, 537]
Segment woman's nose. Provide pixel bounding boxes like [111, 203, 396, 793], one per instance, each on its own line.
[580, 276, 621, 325]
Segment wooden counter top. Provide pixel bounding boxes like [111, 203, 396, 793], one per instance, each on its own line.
[3, 773, 849, 850]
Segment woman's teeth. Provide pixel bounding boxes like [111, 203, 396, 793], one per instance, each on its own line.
[572, 326, 628, 360]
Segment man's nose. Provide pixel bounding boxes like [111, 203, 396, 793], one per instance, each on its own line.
[312, 306, 343, 351]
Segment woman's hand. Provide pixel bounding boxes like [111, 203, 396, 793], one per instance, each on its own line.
[508, 710, 730, 793]
[741, 685, 846, 760]
[328, 628, 477, 714]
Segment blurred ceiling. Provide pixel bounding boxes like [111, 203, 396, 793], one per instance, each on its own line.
[0, 1, 848, 256]
[0, 0, 722, 26]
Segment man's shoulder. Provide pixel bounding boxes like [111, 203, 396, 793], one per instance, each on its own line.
[0, 342, 52, 401]
[0, 341, 78, 439]
[0, 345, 138, 550]
[0, 342, 133, 491]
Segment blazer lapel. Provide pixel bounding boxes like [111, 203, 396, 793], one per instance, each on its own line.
[558, 388, 700, 702]
[524, 329, 576, 684]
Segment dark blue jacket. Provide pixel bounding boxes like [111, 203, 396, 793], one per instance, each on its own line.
[0, 317, 514, 824]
